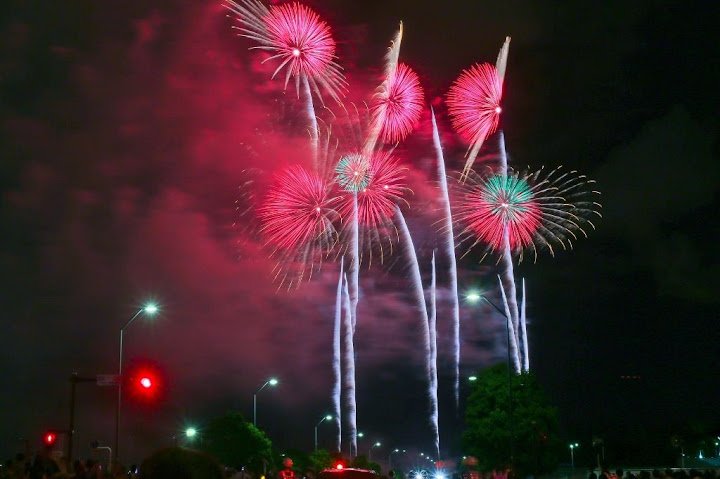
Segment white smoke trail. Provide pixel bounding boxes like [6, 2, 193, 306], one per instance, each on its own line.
[363, 22, 403, 157]
[395, 206, 439, 456]
[431, 108, 461, 410]
[520, 278, 529, 372]
[333, 258, 343, 452]
[498, 131, 521, 359]
[301, 74, 319, 169]
[349, 192, 359, 331]
[429, 251, 440, 459]
[497, 275, 522, 373]
[342, 273, 357, 457]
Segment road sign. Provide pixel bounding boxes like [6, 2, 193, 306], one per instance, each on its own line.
[96, 374, 119, 386]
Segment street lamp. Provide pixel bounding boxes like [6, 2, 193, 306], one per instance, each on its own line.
[389, 448, 405, 470]
[253, 377, 278, 426]
[185, 427, 197, 439]
[369, 442, 381, 462]
[314, 415, 333, 451]
[468, 375, 478, 382]
[466, 289, 515, 469]
[569, 443, 579, 468]
[115, 302, 159, 463]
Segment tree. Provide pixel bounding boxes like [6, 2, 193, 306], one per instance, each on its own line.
[140, 447, 223, 479]
[463, 364, 561, 477]
[351, 455, 381, 473]
[199, 412, 272, 473]
[308, 449, 334, 473]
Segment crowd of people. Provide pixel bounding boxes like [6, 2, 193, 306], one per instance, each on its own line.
[590, 469, 720, 479]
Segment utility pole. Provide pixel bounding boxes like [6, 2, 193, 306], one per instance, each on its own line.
[68, 373, 96, 466]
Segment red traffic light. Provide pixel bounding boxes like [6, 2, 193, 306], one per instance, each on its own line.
[43, 432, 57, 446]
[139, 376, 153, 389]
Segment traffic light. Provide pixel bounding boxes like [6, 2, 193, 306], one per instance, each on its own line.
[43, 431, 57, 446]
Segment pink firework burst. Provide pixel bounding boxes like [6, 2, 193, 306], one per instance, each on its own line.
[373, 63, 425, 143]
[338, 151, 407, 230]
[224, 0, 346, 102]
[446, 63, 503, 155]
[258, 165, 340, 253]
[454, 167, 602, 262]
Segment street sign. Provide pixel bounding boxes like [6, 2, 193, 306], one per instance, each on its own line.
[96, 374, 119, 386]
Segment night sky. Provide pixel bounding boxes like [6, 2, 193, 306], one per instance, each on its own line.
[1, 0, 719, 467]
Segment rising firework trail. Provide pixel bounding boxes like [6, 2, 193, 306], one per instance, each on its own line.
[258, 165, 340, 288]
[342, 273, 357, 456]
[333, 258, 343, 452]
[429, 251, 439, 459]
[498, 275, 521, 373]
[520, 277, 529, 372]
[364, 22, 403, 156]
[223, 0, 347, 166]
[431, 108, 461, 410]
[395, 205, 439, 456]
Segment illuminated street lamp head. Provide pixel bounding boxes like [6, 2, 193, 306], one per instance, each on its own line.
[185, 427, 197, 438]
[468, 375, 478, 382]
[268, 378, 279, 386]
[143, 303, 159, 315]
[465, 291, 481, 303]
[358, 432, 364, 438]
[325, 414, 333, 420]
[374, 442, 381, 447]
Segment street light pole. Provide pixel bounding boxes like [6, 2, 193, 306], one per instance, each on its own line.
[314, 415, 332, 451]
[253, 377, 278, 427]
[388, 449, 404, 470]
[569, 443, 579, 469]
[368, 442, 381, 462]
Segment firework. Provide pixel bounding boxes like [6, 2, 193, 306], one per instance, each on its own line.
[429, 251, 439, 459]
[395, 206, 438, 456]
[342, 273, 357, 457]
[446, 62, 503, 176]
[520, 277, 529, 372]
[258, 165, 340, 286]
[224, 0, 346, 103]
[332, 259, 343, 452]
[335, 154, 372, 193]
[453, 166, 602, 262]
[431, 109, 461, 408]
[372, 63, 425, 144]
[498, 275, 522, 373]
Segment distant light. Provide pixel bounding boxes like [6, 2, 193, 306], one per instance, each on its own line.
[435, 473, 446, 479]
[468, 376, 478, 382]
[465, 291, 481, 303]
[414, 473, 423, 479]
[140, 377, 152, 389]
[143, 303, 159, 314]
[336, 464, 344, 470]
[185, 427, 197, 438]
[269, 378, 279, 386]
[375, 442, 381, 447]
[394, 449, 399, 452]
[325, 415, 333, 420]
[358, 432, 364, 438]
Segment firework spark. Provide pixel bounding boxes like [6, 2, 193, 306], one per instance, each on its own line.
[431, 109, 461, 408]
[336, 154, 372, 193]
[258, 165, 340, 286]
[372, 63, 425, 144]
[224, 0, 346, 103]
[447, 62, 503, 177]
[454, 166, 602, 262]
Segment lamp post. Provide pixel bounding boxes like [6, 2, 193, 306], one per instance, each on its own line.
[314, 415, 333, 451]
[389, 448, 405, 470]
[253, 377, 278, 427]
[466, 290, 514, 469]
[569, 443, 579, 469]
[115, 302, 159, 463]
[369, 442, 381, 462]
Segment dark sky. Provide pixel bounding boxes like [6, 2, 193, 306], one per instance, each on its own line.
[1, 0, 719, 467]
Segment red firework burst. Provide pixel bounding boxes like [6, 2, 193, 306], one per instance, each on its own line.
[373, 63, 425, 143]
[338, 151, 406, 229]
[446, 62, 503, 147]
[455, 173, 540, 252]
[258, 165, 340, 252]
[224, 0, 346, 102]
